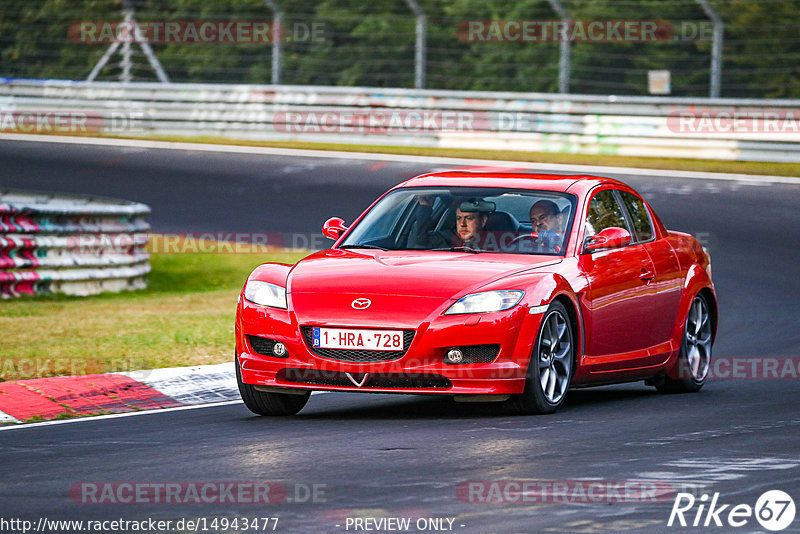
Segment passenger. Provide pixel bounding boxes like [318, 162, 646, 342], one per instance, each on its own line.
[407, 195, 445, 249]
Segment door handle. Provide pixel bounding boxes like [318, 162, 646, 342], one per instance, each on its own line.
[639, 268, 655, 281]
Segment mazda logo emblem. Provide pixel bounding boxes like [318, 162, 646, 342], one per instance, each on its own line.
[351, 298, 372, 310]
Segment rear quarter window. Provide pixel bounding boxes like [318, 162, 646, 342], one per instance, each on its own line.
[619, 191, 654, 242]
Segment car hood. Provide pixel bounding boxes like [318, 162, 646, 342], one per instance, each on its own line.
[288, 249, 560, 298]
[286, 250, 560, 328]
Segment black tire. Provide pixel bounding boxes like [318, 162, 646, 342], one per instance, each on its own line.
[655, 293, 713, 394]
[236, 354, 310, 416]
[504, 301, 575, 415]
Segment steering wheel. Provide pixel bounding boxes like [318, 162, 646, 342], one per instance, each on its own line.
[507, 232, 563, 253]
[503, 233, 541, 252]
[508, 233, 539, 247]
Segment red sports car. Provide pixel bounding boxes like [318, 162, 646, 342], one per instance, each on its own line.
[235, 172, 716, 415]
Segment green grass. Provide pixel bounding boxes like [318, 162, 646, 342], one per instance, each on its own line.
[0, 248, 309, 381]
[145, 250, 305, 295]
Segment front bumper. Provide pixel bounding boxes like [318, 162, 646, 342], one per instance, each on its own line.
[235, 297, 543, 395]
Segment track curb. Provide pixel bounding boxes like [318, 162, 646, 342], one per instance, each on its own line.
[0, 362, 239, 424]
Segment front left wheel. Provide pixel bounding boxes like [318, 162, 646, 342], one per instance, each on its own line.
[236, 354, 310, 416]
[504, 301, 574, 415]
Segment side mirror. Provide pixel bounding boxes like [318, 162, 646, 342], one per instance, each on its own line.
[322, 217, 347, 240]
[584, 226, 631, 252]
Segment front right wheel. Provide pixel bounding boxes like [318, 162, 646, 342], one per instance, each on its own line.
[504, 301, 574, 415]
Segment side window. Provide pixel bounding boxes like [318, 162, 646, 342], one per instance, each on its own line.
[619, 191, 654, 242]
[585, 189, 629, 238]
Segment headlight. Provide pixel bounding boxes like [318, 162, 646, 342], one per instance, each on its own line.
[243, 280, 287, 309]
[445, 290, 524, 315]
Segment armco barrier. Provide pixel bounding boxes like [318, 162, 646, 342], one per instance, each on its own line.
[2, 78, 800, 162]
[0, 189, 150, 297]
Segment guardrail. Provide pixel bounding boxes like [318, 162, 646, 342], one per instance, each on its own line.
[0, 188, 151, 297]
[2, 78, 800, 162]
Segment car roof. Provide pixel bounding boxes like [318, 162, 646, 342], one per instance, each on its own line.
[394, 171, 629, 195]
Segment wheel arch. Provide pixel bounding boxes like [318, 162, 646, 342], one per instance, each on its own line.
[247, 262, 293, 286]
[514, 272, 584, 361]
[551, 293, 583, 369]
[663, 265, 717, 378]
[697, 286, 718, 344]
[672, 264, 717, 346]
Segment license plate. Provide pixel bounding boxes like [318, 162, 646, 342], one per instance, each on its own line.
[312, 327, 404, 351]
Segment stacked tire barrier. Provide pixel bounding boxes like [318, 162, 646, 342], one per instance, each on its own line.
[3, 78, 800, 162]
[0, 189, 151, 297]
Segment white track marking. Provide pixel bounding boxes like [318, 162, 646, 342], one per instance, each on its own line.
[3, 133, 799, 185]
[119, 362, 239, 405]
[0, 410, 20, 424]
[0, 400, 243, 432]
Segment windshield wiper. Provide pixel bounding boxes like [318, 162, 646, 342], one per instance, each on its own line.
[430, 246, 483, 253]
[339, 244, 389, 251]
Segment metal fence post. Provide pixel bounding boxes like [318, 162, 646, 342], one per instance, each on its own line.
[696, 0, 723, 98]
[120, 17, 132, 83]
[87, 2, 169, 83]
[263, 0, 283, 85]
[546, 0, 570, 94]
[404, 0, 426, 89]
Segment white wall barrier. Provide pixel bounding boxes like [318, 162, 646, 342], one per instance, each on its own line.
[0, 189, 150, 297]
[2, 78, 800, 162]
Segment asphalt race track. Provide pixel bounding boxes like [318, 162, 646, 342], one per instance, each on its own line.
[1, 139, 799, 533]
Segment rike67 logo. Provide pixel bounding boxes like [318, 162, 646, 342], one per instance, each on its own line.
[668, 490, 796, 531]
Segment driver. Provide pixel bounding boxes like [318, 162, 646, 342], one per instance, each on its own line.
[408, 197, 493, 250]
[529, 200, 565, 252]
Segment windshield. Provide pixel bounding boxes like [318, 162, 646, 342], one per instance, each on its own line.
[339, 187, 577, 255]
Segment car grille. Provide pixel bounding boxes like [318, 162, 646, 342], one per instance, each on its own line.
[301, 327, 415, 363]
[247, 335, 287, 357]
[279, 368, 452, 389]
